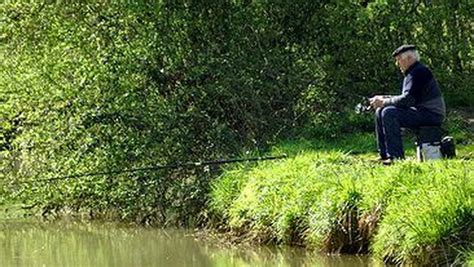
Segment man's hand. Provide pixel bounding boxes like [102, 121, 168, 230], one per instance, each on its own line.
[369, 95, 386, 109]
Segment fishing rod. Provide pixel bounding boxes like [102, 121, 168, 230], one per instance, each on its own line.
[300, 79, 374, 115]
[5, 154, 287, 186]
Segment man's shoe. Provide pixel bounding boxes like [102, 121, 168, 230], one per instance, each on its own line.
[381, 158, 394, 165]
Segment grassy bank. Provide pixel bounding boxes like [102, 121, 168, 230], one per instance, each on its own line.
[209, 134, 473, 265]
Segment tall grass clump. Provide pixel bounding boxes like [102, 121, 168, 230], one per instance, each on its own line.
[211, 151, 355, 244]
[211, 151, 378, 249]
[210, 146, 473, 265]
[371, 161, 473, 265]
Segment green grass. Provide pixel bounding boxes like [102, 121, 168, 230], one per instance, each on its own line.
[209, 133, 474, 265]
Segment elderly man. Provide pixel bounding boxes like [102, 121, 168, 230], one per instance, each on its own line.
[370, 45, 446, 164]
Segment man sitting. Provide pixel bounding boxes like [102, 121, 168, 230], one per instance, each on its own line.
[370, 45, 446, 164]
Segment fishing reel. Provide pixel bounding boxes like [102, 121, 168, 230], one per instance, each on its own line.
[354, 98, 372, 114]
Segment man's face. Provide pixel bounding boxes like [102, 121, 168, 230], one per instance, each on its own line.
[395, 54, 414, 73]
[395, 55, 407, 72]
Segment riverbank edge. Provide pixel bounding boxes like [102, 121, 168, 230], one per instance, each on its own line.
[208, 147, 474, 266]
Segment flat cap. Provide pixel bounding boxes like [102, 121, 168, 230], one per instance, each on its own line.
[392, 44, 416, 57]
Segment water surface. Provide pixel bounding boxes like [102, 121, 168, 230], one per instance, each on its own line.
[0, 220, 370, 267]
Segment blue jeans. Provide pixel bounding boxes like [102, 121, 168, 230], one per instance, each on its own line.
[375, 106, 443, 159]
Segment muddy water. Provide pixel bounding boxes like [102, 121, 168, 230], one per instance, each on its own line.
[0, 220, 371, 267]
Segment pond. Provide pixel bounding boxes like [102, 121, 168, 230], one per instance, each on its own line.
[0, 220, 370, 267]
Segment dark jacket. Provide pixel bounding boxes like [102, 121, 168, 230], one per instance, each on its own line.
[384, 61, 446, 118]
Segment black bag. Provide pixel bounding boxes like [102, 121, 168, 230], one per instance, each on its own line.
[440, 136, 456, 158]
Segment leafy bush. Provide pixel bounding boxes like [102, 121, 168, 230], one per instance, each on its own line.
[0, 1, 472, 226]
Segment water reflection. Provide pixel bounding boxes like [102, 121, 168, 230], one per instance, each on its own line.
[0, 220, 371, 267]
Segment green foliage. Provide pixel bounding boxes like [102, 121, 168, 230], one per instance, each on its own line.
[443, 110, 474, 144]
[469, 251, 474, 266]
[0, 1, 473, 227]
